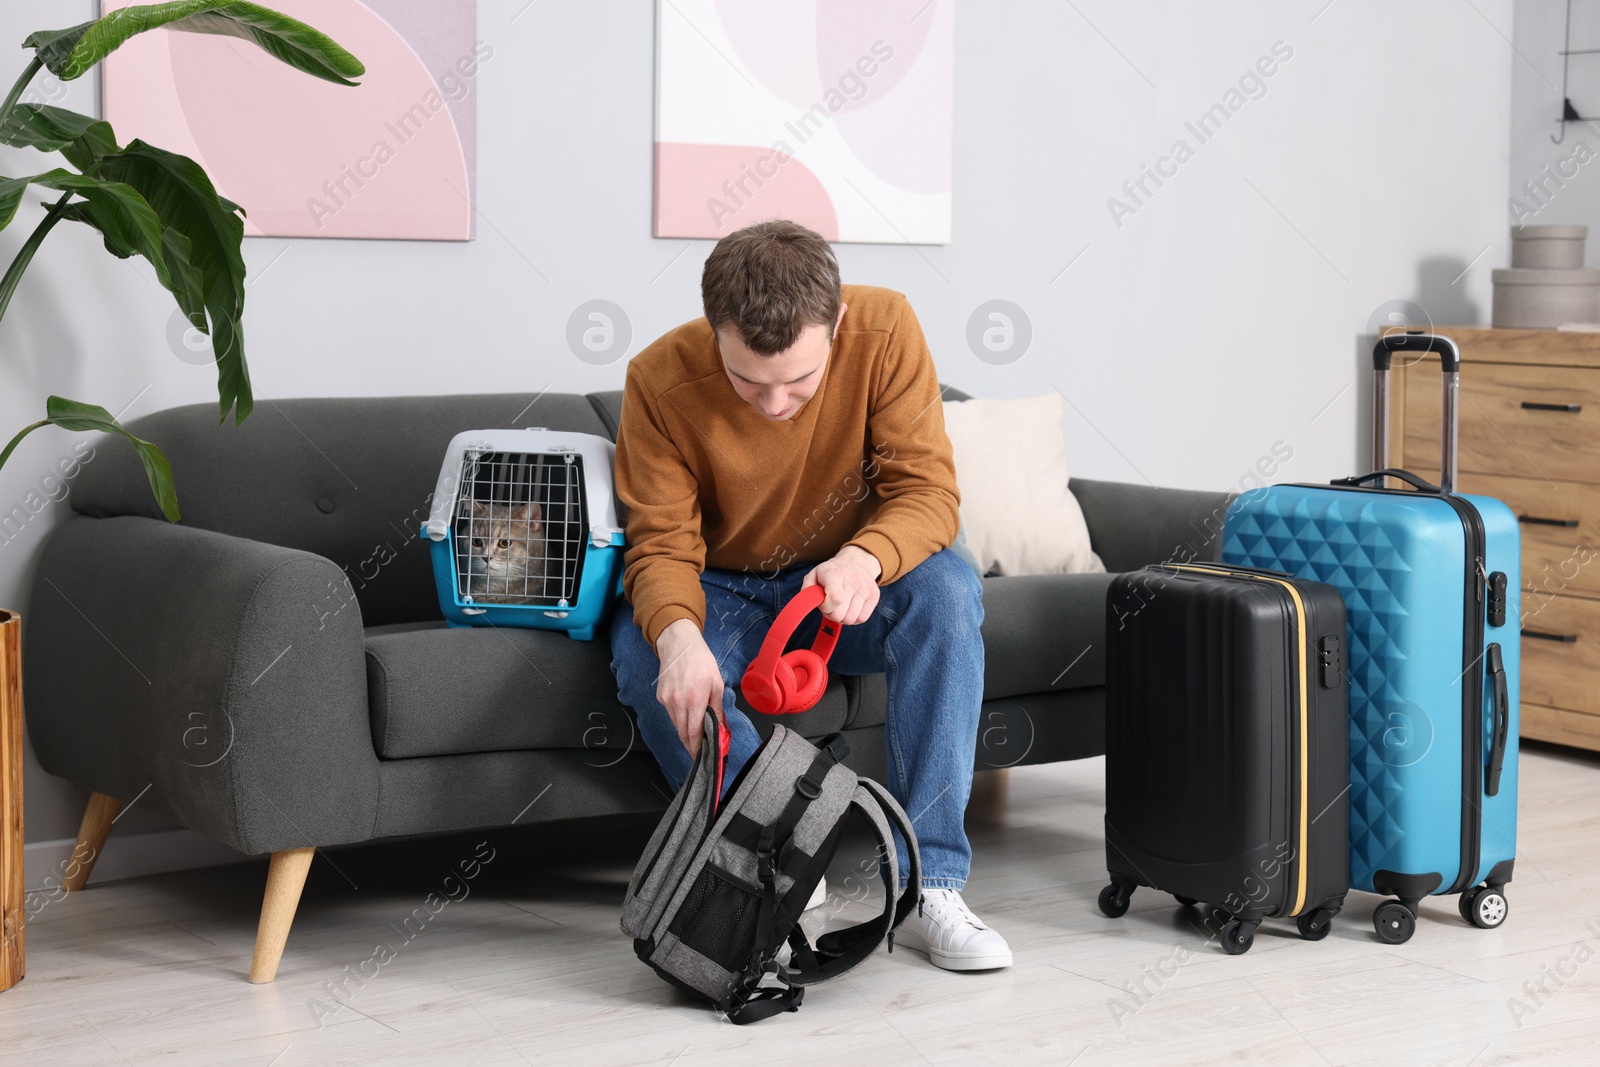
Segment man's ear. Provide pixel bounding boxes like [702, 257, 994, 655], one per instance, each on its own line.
[835, 303, 848, 333]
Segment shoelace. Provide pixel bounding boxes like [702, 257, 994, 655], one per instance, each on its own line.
[921, 890, 988, 930]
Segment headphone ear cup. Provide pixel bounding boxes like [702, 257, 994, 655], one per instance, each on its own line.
[741, 656, 791, 715]
[772, 657, 801, 711]
[781, 650, 828, 713]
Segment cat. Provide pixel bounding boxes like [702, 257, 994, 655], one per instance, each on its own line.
[463, 500, 547, 602]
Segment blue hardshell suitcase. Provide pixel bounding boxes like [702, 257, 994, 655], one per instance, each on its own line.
[1222, 333, 1520, 943]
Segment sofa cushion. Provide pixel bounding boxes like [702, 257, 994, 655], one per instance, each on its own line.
[1070, 478, 1233, 573]
[978, 572, 1112, 698]
[364, 569, 1108, 758]
[73, 393, 611, 627]
[839, 571, 1112, 734]
[943, 394, 1105, 576]
[365, 621, 853, 759]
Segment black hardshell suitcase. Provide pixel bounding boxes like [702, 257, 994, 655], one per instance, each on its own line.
[1099, 562, 1351, 953]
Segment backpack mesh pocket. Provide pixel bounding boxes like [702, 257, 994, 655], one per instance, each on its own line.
[669, 864, 764, 972]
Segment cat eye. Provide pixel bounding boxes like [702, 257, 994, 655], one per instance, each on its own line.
[497, 538, 509, 549]
[471, 538, 483, 548]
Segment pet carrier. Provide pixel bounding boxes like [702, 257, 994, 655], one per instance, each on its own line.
[424, 429, 626, 640]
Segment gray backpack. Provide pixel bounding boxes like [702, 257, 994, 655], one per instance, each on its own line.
[621, 711, 921, 1023]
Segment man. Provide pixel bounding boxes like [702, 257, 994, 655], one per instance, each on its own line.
[608, 219, 1010, 971]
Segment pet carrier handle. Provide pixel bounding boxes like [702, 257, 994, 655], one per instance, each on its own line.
[1331, 469, 1444, 494]
[1372, 332, 1461, 493]
[1485, 643, 1509, 798]
[740, 585, 843, 716]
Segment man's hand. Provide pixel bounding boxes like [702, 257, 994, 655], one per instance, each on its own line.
[654, 617, 724, 757]
[802, 545, 882, 626]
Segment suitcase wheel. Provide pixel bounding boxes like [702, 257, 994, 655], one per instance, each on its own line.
[1173, 894, 1198, 908]
[1098, 882, 1133, 918]
[1373, 900, 1416, 944]
[1296, 907, 1335, 941]
[1459, 886, 1508, 930]
[1221, 918, 1257, 955]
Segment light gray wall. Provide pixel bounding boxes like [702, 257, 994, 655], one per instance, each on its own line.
[1510, 0, 1600, 246]
[2, 0, 1512, 850]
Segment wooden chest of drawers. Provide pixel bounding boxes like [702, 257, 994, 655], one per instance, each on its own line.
[1389, 327, 1600, 751]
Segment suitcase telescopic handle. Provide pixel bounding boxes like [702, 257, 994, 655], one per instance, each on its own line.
[1485, 643, 1509, 797]
[1371, 331, 1462, 493]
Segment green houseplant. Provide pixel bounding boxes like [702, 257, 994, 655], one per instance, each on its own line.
[0, 1, 365, 520]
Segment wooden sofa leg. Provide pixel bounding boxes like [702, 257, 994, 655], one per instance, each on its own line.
[62, 792, 123, 893]
[249, 847, 315, 984]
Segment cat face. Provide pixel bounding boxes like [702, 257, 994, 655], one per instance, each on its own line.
[466, 500, 544, 579]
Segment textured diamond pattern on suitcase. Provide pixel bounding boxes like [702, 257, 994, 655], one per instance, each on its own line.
[1225, 492, 1421, 885]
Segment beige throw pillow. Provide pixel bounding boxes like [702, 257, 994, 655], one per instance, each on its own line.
[942, 394, 1106, 576]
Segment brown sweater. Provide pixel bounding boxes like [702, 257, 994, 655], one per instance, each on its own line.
[615, 284, 960, 646]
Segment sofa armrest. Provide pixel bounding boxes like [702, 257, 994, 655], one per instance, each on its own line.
[1069, 477, 1235, 573]
[24, 515, 379, 855]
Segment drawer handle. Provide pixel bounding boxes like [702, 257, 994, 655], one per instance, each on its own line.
[1520, 401, 1583, 413]
[1522, 628, 1579, 643]
[1518, 514, 1581, 528]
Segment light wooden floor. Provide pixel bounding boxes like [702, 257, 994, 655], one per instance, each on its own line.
[4, 743, 1600, 1066]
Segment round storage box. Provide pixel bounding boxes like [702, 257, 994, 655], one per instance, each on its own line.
[1510, 224, 1588, 269]
[1491, 267, 1600, 328]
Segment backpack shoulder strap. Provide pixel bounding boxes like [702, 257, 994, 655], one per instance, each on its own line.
[785, 780, 922, 986]
[855, 777, 922, 931]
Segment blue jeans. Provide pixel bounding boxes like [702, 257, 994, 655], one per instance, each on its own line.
[609, 548, 985, 890]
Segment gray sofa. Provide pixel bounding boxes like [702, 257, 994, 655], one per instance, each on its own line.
[23, 386, 1230, 981]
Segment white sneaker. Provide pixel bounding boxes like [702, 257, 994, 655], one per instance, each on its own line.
[892, 888, 1013, 971]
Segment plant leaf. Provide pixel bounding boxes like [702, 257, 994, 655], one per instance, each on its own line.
[95, 140, 250, 424]
[159, 226, 206, 327]
[0, 169, 150, 234]
[38, 169, 164, 256]
[20, 22, 94, 80]
[11, 169, 172, 293]
[0, 397, 179, 521]
[0, 175, 31, 231]
[0, 104, 120, 171]
[2, 165, 207, 333]
[39, 2, 364, 85]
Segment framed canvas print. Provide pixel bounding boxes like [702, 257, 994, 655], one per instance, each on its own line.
[654, 0, 953, 244]
[101, 0, 482, 240]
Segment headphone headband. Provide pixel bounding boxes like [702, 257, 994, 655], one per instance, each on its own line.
[748, 584, 840, 674]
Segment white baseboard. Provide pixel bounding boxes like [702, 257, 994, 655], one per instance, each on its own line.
[24, 828, 253, 893]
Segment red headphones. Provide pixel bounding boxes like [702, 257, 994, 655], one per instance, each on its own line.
[711, 710, 730, 812]
[740, 585, 843, 715]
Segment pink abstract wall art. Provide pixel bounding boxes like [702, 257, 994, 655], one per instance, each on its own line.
[101, 0, 481, 241]
[654, 0, 953, 244]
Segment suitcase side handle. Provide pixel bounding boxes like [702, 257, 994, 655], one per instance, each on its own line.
[1372, 331, 1461, 493]
[1485, 642, 1509, 798]
[1332, 468, 1443, 494]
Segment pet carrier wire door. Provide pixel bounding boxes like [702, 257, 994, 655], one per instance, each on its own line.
[424, 429, 626, 640]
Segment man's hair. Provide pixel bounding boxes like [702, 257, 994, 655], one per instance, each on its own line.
[701, 220, 841, 355]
